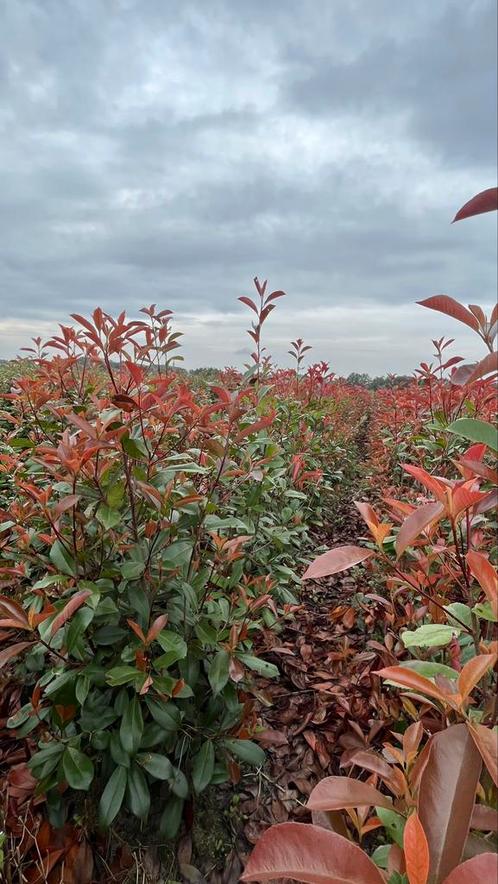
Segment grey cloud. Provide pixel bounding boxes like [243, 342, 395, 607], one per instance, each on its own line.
[0, 0, 496, 370]
[285, 1, 497, 169]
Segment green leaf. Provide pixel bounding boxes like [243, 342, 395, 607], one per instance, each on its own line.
[106, 481, 125, 508]
[62, 747, 94, 791]
[376, 807, 406, 848]
[222, 738, 265, 767]
[154, 631, 188, 668]
[169, 765, 189, 799]
[120, 697, 143, 756]
[238, 653, 279, 679]
[143, 696, 180, 732]
[121, 561, 145, 580]
[66, 607, 94, 654]
[140, 723, 169, 748]
[29, 742, 64, 780]
[445, 602, 472, 628]
[99, 765, 127, 827]
[7, 702, 34, 729]
[137, 752, 173, 780]
[122, 435, 148, 459]
[106, 666, 142, 687]
[126, 764, 150, 819]
[93, 625, 127, 645]
[473, 601, 497, 622]
[447, 418, 498, 452]
[96, 505, 122, 530]
[401, 624, 460, 648]
[194, 620, 218, 646]
[110, 732, 130, 768]
[49, 539, 77, 576]
[396, 660, 458, 679]
[10, 437, 35, 449]
[208, 650, 230, 694]
[162, 540, 193, 570]
[372, 844, 390, 869]
[160, 795, 184, 839]
[192, 741, 215, 794]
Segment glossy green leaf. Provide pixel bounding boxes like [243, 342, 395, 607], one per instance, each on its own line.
[160, 795, 184, 840]
[96, 505, 122, 530]
[126, 764, 150, 819]
[121, 560, 145, 580]
[120, 696, 143, 756]
[143, 696, 180, 732]
[62, 747, 94, 791]
[137, 752, 173, 780]
[109, 731, 131, 768]
[239, 653, 279, 679]
[447, 419, 498, 452]
[122, 435, 148, 459]
[401, 624, 460, 648]
[192, 741, 215, 794]
[99, 765, 127, 827]
[106, 666, 142, 686]
[49, 539, 77, 576]
[208, 650, 230, 694]
[169, 765, 189, 799]
[223, 738, 266, 767]
[376, 807, 406, 848]
[154, 630, 187, 668]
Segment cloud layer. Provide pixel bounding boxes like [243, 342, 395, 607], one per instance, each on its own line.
[0, 0, 496, 372]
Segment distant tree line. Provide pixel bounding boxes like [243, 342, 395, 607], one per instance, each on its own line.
[345, 372, 412, 389]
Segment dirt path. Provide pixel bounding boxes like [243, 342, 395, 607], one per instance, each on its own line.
[192, 430, 397, 883]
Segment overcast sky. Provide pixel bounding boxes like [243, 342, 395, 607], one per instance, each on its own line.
[0, 0, 496, 374]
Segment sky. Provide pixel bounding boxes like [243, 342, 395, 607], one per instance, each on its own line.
[0, 0, 496, 375]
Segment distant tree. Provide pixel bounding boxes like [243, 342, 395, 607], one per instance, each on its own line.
[346, 372, 371, 387]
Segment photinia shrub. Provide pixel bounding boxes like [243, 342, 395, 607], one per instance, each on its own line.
[0, 303, 299, 834]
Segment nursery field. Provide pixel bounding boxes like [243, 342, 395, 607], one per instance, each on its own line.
[0, 191, 497, 884]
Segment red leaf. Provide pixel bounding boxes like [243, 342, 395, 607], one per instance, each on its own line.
[442, 854, 498, 883]
[467, 551, 498, 618]
[452, 188, 498, 222]
[417, 296, 480, 332]
[240, 822, 384, 883]
[0, 641, 34, 669]
[0, 595, 30, 628]
[146, 614, 168, 645]
[355, 501, 380, 531]
[238, 296, 258, 314]
[451, 485, 486, 518]
[235, 412, 275, 443]
[345, 750, 403, 795]
[470, 804, 498, 832]
[418, 723, 482, 883]
[468, 723, 498, 787]
[395, 501, 445, 558]
[458, 654, 497, 702]
[66, 412, 98, 438]
[307, 775, 393, 812]
[462, 352, 498, 385]
[54, 495, 80, 516]
[404, 813, 430, 884]
[451, 363, 479, 386]
[265, 289, 286, 304]
[402, 464, 447, 502]
[50, 590, 92, 637]
[303, 546, 374, 580]
[375, 666, 451, 706]
[127, 619, 146, 643]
